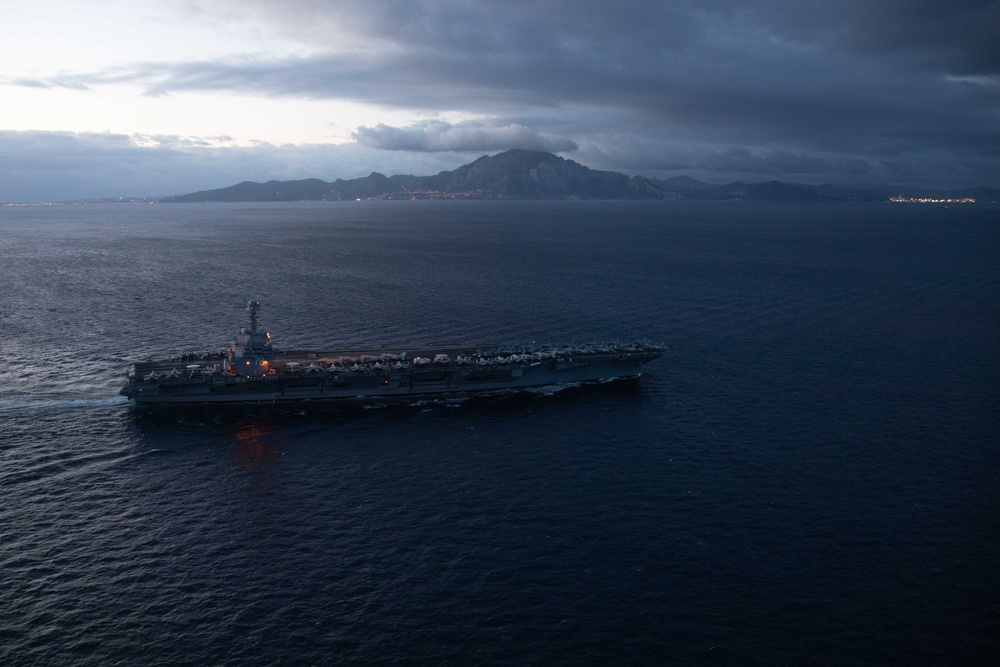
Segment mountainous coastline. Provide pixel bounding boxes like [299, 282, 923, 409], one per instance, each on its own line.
[158, 150, 999, 203]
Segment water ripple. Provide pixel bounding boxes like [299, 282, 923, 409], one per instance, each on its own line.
[0, 201, 996, 666]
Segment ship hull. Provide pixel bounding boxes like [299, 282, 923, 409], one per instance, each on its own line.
[121, 350, 660, 405]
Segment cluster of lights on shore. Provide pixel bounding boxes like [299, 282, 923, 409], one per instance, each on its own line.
[889, 196, 976, 203]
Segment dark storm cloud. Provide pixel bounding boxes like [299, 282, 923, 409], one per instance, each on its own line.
[724, 0, 1000, 75]
[8, 0, 998, 187]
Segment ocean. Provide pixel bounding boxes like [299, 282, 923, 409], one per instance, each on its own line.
[1, 200, 997, 665]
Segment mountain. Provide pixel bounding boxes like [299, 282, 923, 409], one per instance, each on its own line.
[166, 178, 337, 202]
[158, 150, 1000, 203]
[160, 150, 646, 202]
[431, 150, 640, 198]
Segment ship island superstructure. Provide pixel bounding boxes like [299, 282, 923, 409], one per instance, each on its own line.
[120, 300, 664, 405]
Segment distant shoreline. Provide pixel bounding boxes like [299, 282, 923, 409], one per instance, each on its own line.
[4, 149, 998, 206]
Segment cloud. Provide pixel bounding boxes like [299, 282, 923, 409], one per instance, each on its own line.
[723, 0, 1000, 76]
[20, 1, 995, 165]
[352, 120, 578, 153]
[222, 0, 999, 78]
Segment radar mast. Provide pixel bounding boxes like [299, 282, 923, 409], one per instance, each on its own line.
[247, 299, 260, 332]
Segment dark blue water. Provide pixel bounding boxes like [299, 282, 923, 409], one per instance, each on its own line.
[1, 201, 997, 665]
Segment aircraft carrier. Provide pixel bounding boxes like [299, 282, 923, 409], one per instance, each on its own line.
[120, 300, 664, 405]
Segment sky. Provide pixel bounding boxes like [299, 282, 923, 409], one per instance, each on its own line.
[1, 0, 997, 202]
